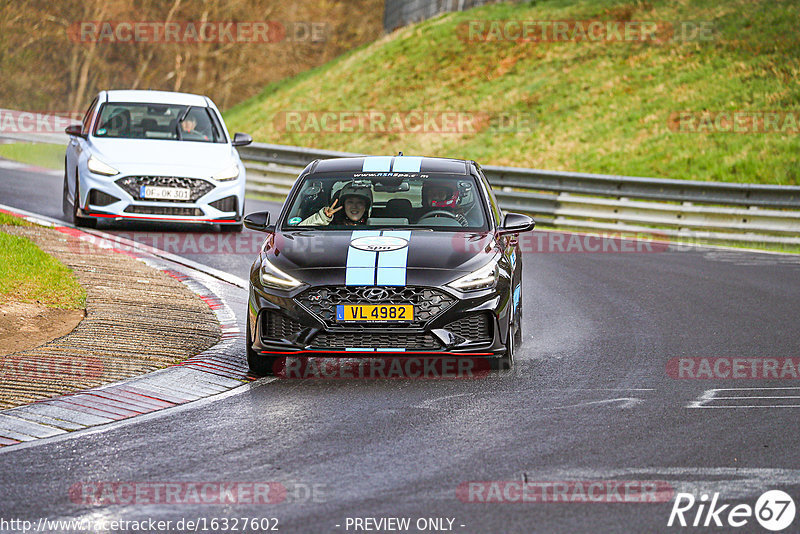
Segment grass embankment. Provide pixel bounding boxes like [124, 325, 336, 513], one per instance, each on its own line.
[225, 0, 800, 185]
[0, 142, 62, 170]
[0, 214, 85, 309]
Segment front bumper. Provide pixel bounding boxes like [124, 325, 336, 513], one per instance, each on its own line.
[76, 169, 244, 224]
[247, 282, 511, 359]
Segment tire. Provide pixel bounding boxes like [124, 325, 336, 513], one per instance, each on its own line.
[220, 200, 245, 233]
[72, 171, 97, 228]
[492, 317, 515, 371]
[62, 169, 71, 218]
[514, 318, 523, 347]
[514, 288, 523, 347]
[246, 318, 280, 376]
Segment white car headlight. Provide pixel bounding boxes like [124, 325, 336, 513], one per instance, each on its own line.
[448, 257, 500, 291]
[212, 163, 240, 182]
[87, 155, 119, 176]
[260, 258, 302, 290]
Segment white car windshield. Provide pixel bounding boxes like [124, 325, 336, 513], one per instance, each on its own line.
[93, 103, 225, 143]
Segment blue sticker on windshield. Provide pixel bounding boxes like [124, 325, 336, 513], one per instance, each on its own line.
[288, 217, 302, 226]
[96, 128, 107, 135]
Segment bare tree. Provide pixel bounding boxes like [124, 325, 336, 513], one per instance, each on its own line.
[0, 0, 385, 112]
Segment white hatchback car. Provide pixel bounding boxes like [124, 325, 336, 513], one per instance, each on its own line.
[63, 90, 251, 231]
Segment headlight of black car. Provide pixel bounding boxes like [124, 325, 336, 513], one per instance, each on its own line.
[260, 258, 303, 290]
[447, 257, 500, 291]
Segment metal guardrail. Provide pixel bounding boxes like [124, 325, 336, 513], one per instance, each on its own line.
[5, 121, 797, 245]
[239, 142, 800, 245]
[0, 109, 71, 145]
[383, 0, 501, 32]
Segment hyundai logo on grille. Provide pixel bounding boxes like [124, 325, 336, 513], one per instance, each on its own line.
[362, 288, 389, 301]
[350, 236, 408, 252]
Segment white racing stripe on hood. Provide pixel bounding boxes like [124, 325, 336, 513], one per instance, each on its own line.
[376, 230, 411, 286]
[344, 230, 381, 286]
[344, 230, 412, 286]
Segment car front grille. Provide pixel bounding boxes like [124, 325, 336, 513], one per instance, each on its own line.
[295, 286, 455, 327]
[123, 206, 204, 216]
[443, 313, 492, 344]
[261, 311, 304, 341]
[310, 331, 441, 350]
[116, 176, 214, 202]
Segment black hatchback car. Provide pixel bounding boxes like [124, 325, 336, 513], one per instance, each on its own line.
[244, 155, 535, 375]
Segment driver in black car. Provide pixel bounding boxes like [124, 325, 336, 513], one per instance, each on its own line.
[416, 181, 468, 226]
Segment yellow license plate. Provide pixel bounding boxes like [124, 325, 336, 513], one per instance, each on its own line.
[336, 304, 413, 322]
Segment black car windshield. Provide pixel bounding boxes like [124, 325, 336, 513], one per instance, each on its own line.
[282, 173, 488, 231]
[92, 103, 225, 143]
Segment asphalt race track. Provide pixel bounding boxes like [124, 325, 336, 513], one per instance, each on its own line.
[2, 164, 800, 533]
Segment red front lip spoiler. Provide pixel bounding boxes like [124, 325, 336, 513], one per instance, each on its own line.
[83, 212, 237, 223]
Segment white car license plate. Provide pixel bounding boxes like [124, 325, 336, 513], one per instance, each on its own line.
[140, 185, 191, 201]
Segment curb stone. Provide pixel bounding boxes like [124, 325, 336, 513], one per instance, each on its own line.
[0, 206, 252, 448]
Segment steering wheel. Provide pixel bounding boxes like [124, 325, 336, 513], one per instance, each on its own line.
[418, 209, 459, 221]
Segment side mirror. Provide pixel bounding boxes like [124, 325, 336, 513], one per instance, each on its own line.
[498, 212, 535, 235]
[243, 211, 272, 232]
[65, 124, 85, 138]
[232, 132, 253, 147]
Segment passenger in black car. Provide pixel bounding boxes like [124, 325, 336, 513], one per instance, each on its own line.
[300, 183, 373, 226]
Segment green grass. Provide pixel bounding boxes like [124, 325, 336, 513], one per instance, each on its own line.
[0, 231, 85, 309]
[0, 142, 63, 170]
[0, 213, 33, 226]
[225, 0, 800, 185]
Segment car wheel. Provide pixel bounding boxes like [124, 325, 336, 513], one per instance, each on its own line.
[514, 319, 523, 347]
[62, 168, 71, 218]
[72, 171, 97, 228]
[514, 290, 523, 347]
[492, 317, 515, 371]
[246, 319, 280, 376]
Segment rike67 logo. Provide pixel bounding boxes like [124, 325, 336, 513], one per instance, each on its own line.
[668, 490, 796, 531]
